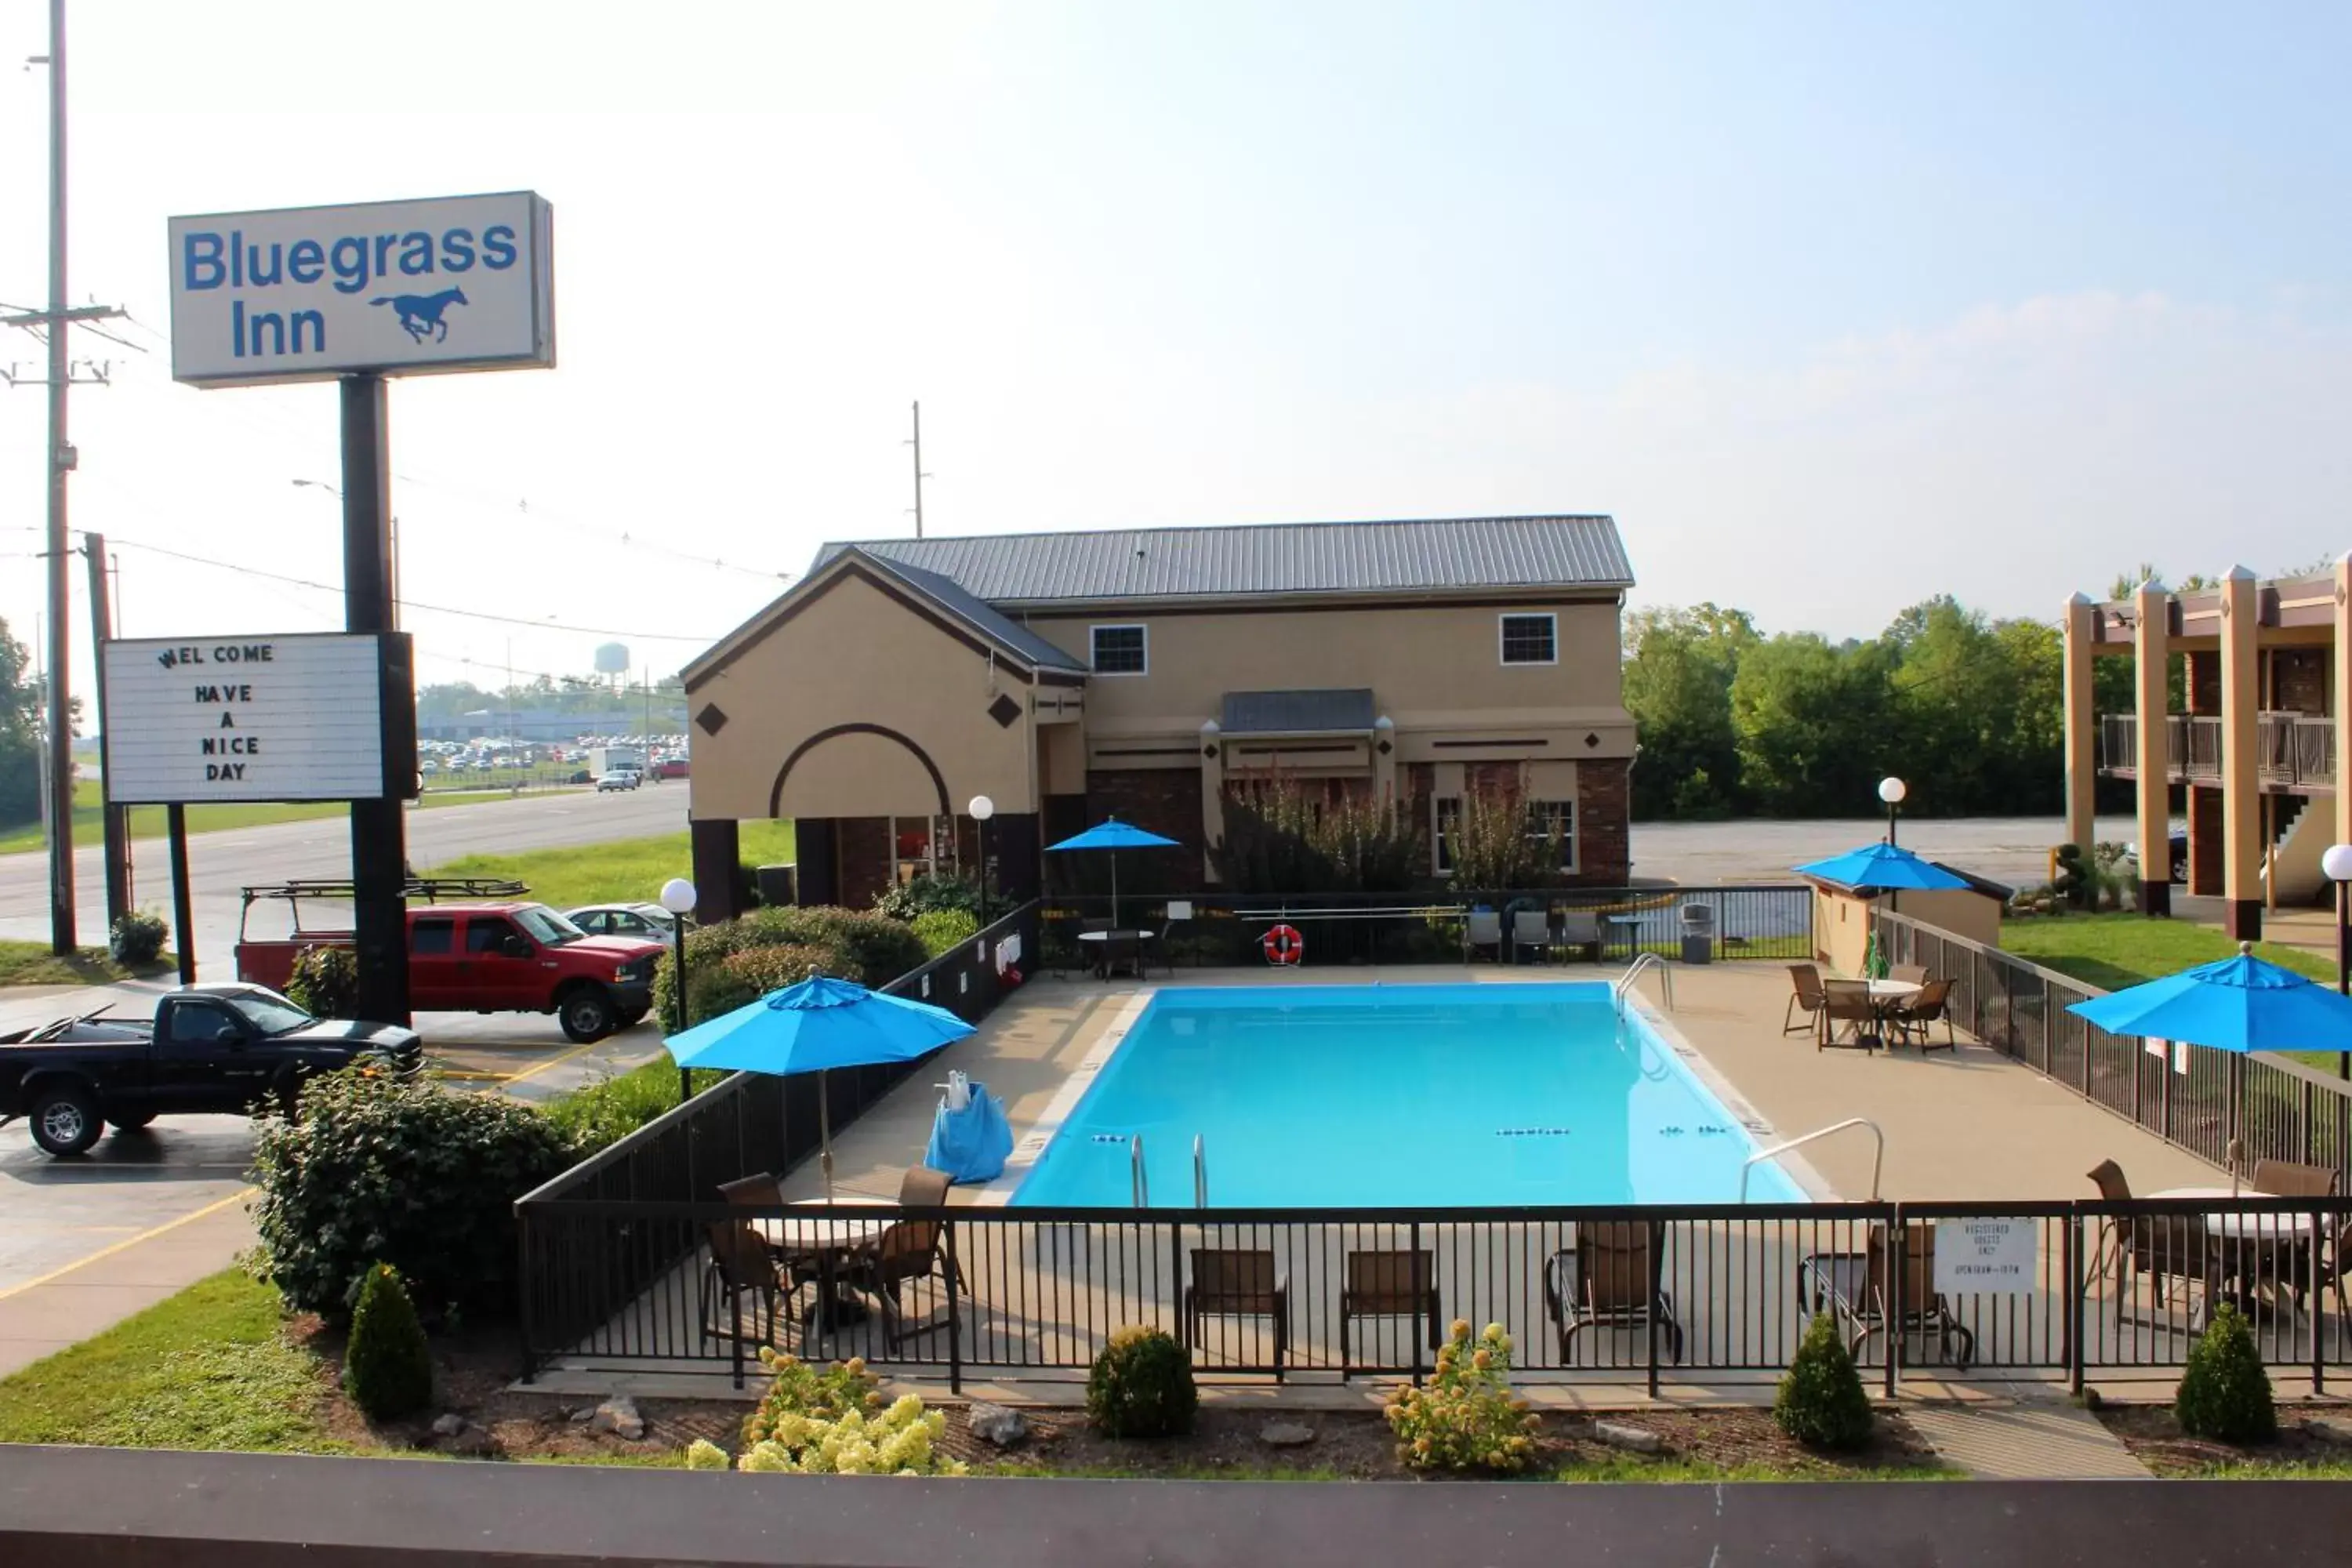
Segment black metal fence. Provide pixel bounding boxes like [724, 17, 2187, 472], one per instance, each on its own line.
[1871, 909, 2352, 1189]
[1033, 884, 1814, 971]
[513, 901, 1042, 1361]
[517, 1194, 2352, 1393]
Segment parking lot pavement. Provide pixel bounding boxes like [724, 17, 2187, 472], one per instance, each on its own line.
[0, 1009, 667, 1376]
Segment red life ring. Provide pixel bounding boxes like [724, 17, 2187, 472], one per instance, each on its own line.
[1262, 924, 1305, 966]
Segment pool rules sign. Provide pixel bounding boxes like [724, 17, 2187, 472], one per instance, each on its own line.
[100, 633, 418, 804]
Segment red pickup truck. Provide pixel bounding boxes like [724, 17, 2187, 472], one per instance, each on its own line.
[235, 880, 667, 1043]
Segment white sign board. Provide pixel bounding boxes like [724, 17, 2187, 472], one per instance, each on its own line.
[1933, 1216, 2036, 1295]
[101, 634, 397, 803]
[169, 192, 554, 387]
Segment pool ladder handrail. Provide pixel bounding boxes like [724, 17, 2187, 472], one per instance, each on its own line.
[1131, 1133, 1149, 1208]
[1739, 1116, 1883, 1203]
[1614, 952, 1674, 1014]
[1193, 1133, 1207, 1207]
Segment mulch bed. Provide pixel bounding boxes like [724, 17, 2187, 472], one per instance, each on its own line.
[2096, 1403, 2352, 1476]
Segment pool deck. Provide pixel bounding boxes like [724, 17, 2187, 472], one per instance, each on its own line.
[788, 960, 2223, 1207]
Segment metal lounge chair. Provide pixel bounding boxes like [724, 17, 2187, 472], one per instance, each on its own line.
[1817, 978, 1879, 1051]
[1798, 1221, 1976, 1370]
[1545, 1221, 1683, 1364]
[1511, 907, 1558, 965]
[1783, 963, 1828, 1036]
[1558, 910, 1604, 963]
[1889, 977, 1957, 1051]
[700, 1215, 801, 1348]
[1184, 1247, 1290, 1380]
[836, 1210, 960, 1352]
[1338, 1249, 1440, 1375]
[1462, 909, 1504, 962]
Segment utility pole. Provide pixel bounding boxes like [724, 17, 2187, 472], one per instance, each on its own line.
[83, 532, 128, 929]
[5, 0, 125, 955]
[906, 401, 931, 539]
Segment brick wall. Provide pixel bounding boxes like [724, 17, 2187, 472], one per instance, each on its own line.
[834, 816, 891, 910]
[1573, 757, 1631, 885]
[1080, 768, 1203, 891]
[2188, 783, 2223, 896]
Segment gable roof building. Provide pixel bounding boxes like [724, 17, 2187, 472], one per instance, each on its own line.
[678, 514, 1638, 918]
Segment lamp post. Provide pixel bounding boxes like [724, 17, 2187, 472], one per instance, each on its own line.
[2324, 845, 2352, 1080]
[659, 877, 698, 1102]
[968, 795, 995, 927]
[1878, 776, 1907, 846]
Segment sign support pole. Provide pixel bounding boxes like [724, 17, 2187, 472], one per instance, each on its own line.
[341, 373, 411, 1025]
[166, 804, 194, 986]
[85, 532, 130, 931]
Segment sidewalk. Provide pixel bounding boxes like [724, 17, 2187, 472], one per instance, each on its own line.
[0, 1191, 256, 1377]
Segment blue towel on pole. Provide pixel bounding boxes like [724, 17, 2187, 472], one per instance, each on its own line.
[925, 1078, 1014, 1182]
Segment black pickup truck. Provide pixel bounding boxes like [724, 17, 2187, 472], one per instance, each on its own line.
[0, 984, 422, 1157]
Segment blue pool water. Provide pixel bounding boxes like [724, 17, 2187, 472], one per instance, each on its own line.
[1010, 984, 1807, 1208]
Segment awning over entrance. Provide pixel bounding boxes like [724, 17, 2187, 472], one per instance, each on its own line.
[1218, 688, 1376, 735]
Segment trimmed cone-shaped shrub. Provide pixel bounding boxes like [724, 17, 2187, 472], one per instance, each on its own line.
[343, 1262, 433, 1421]
[2176, 1301, 2276, 1443]
[1087, 1326, 1198, 1438]
[1774, 1310, 1874, 1450]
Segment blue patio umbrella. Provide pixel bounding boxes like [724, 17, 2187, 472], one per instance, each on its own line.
[1046, 815, 1180, 928]
[666, 975, 975, 1199]
[1792, 842, 1974, 891]
[2067, 945, 2352, 1189]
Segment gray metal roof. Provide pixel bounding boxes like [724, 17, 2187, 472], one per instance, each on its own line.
[815, 515, 1630, 605]
[1219, 688, 1377, 735]
[853, 551, 1088, 672]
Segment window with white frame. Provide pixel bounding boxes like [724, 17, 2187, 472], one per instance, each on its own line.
[1433, 796, 1461, 873]
[1526, 798, 1575, 871]
[1090, 624, 1148, 674]
[1498, 612, 1557, 666]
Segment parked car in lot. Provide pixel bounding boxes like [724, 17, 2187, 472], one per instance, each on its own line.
[596, 769, 641, 793]
[0, 984, 421, 1157]
[650, 757, 689, 780]
[566, 902, 679, 942]
[234, 884, 667, 1043]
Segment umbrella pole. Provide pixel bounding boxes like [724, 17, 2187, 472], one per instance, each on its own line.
[1111, 851, 1120, 931]
[818, 1068, 835, 1203]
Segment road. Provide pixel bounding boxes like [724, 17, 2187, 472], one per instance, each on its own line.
[1630, 814, 2150, 891]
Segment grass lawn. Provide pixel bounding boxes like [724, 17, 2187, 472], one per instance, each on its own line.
[0, 1269, 350, 1453]
[0, 938, 176, 988]
[424, 821, 795, 913]
[0, 780, 590, 856]
[2000, 913, 2336, 994]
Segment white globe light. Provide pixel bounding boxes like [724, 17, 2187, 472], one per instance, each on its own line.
[2325, 844, 2352, 884]
[1878, 777, 1907, 805]
[968, 795, 996, 822]
[658, 877, 698, 915]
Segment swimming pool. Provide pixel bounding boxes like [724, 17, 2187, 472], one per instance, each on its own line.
[1008, 983, 1808, 1208]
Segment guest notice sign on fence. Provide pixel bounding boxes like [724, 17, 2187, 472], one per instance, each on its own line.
[1934, 1217, 2035, 1294]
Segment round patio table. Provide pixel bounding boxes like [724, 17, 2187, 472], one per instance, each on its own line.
[2146, 1186, 2324, 1322]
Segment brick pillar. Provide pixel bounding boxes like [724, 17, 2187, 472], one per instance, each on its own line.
[2187, 785, 2224, 897]
[1574, 759, 1632, 885]
[688, 818, 742, 924]
[793, 818, 839, 906]
[2132, 577, 2172, 916]
[2220, 566, 2261, 938]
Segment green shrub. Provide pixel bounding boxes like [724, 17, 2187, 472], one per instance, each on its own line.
[284, 944, 361, 1018]
[874, 873, 982, 922]
[654, 906, 927, 1025]
[1383, 1319, 1540, 1472]
[1774, 1310, 1875, 1450]
[2176, 1301, 2276, 1443]
[342, 1261, 433, 1420]
[249, 1070, 575, 1320]
[108, 910, 169, 967]
[542, 1058, 682, 1152]
[1086, 1325, 1198, 1438]
[720, 1348, 964, 1475]
[677, 942, 848, 1024]
[910, 909, 981, 956]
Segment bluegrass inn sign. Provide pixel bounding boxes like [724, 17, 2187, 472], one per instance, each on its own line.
[167, 192, 555, 387]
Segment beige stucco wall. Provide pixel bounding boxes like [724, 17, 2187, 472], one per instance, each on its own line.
[1018, 598, 1634, 759]
[684, 569, 1040, 821]
[1813, 883, 2002, 972]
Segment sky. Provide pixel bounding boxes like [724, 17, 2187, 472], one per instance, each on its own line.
[2, 1, 2348, 710]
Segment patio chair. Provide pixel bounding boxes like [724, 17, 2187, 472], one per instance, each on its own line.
[1338, 1249, 1441, 1375]
[896, 1164, 971, 1296]
[2252, 1159, 2337, 1198]
[1798, 1222, 1975, 1370]
[1783, 964, 1828, 1036]
[1463, 909, 1504, 963]
[1183, 1248, 1290, 1380]
[1817, 978, 1879, 1052]
[1512, 907, 1559, 964]
[1142, 899, 1192, 979]
[719, 1171, 782, 1207]
[1544, 1221, 1683, 1364]
[1889, 978, 1957, 1052]
[1889, 963, 1928, 985]
[836, 1211, 961, 1352]
[2085, 1159, 2217, 1315]
[699, 1217, 804, 1348]
[1558, 911, 1604, 963]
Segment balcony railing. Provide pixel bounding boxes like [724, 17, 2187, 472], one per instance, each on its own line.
[2099, 712, 2333, 788]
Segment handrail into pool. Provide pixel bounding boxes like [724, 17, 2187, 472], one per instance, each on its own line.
[1614, 953, 1673, 1014]
[1740, 1117, 1884, 1203]
[1131, 1134, 1149, 1208]
[1193, 1133, 1207, 1207]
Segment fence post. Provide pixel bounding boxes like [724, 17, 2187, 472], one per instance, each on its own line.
[2314, 1206, 2327, 1399]
[1646, 1217, 1663, 1400]
[1883, 1206, 1900, 1400]
[1410, 1221, 1425, 1388]
[1171, 1219, 1187, 1348]
[514, 1207, 536, 1382]
[946, 1220, 964, 1396]
[2065, 1209, 2085, 1397]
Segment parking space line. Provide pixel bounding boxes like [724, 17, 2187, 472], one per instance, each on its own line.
[0, 1186, 256, 1303]
[496, 1040, 600, 1089]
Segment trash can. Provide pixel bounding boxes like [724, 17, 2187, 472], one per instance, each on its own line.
[755, 863, 797, 906]
[1679, 902, 1715, 964]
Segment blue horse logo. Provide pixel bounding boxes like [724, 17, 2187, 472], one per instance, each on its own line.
[368, 286, 469, 344]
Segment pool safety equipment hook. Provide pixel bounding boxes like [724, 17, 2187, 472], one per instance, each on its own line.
[1614, 953, 1674, 1015]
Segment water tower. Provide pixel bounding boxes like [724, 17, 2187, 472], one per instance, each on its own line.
[593, 642, 630, 690]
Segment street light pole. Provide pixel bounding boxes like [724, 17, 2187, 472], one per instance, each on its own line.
[1878, 775, 1907, 847]
[660, 877, 699, 1104]
[2323, 845, 2352, 1080]
[969, 795, 996, 927]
